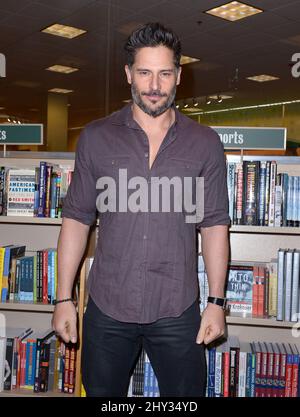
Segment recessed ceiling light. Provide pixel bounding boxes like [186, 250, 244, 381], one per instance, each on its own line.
[41, 24, 87, 39]
[48, 88, 74, 94]
[180, 55, 200, 65]
[0, 106, 5, 110]
[46, 65, 79, 74]
[205, 1, 263, 22]
[246, 74, 279, 82]
[123, 99, 132, 103]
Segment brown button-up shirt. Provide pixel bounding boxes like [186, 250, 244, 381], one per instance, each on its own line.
[61, 103, 230, 323]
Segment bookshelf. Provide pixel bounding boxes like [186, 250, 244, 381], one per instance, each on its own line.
[1, 151, 300, 397]
[215, 154, 300, 345]
[0, 151, 94, 397]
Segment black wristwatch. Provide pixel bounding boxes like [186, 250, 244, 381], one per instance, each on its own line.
[207, 296, 227, 310]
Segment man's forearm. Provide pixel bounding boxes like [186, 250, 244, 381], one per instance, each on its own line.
[56, 218, 90, 299]
[200, 224, 229, 298]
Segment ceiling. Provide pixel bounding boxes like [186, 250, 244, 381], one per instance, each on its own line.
[0, 0, 300, 128]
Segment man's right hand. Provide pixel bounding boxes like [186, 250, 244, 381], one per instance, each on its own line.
[52, 301, 78, 344]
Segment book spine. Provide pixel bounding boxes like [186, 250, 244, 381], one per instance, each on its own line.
[235, 163, 243, 225]
[37, 162, 47, 217]
[264, 161, 271, 225]
[291, 251, 300, 322]
[258, 161, 266, 226]
[284, 250, 293, 322]
[276, 249, 285, 321]
[268, 161, 277, 227]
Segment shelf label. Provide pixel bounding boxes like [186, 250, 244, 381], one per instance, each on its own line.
[212, 126, 286, 150]
[0, 124, 43, 145]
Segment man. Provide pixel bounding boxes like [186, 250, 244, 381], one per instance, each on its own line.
[52, 22, 230, 397]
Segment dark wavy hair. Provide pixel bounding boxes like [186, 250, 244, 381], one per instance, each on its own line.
[124, 22, 181, 69]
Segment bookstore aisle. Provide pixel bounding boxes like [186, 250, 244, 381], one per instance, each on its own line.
[1, 152, 300, 397]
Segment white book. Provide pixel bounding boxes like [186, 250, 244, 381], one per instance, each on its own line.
[274, 184, 282, 227]
[291, 250, 300, 322]
[0, 336, 7, 392]
[227, 162, 235, 223]
[284, 249, 294, 322]
[7, 169, 35, 216]
[214, 345, 223, 397]
[238, 348, 247, 397]
[276, 249, 285, 321]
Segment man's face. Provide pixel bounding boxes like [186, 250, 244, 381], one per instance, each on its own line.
[125, 45, 181, 118]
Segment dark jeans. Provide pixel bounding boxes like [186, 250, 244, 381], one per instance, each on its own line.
[82, 297, 206, 397]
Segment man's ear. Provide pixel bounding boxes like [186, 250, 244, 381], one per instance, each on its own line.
[176, 66, 182, 86]
[125, 65, 132, 85]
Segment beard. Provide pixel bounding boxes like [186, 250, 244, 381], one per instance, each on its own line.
[131, 81, 177, 118]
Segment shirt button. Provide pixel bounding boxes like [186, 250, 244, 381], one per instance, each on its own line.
[145, 152, 149, 158]
[143, 235, 147, 240]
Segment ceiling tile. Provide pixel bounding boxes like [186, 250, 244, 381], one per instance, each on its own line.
[0, 0, 32, 13]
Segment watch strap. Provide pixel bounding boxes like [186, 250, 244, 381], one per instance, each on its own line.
[207, 296, 227, 310]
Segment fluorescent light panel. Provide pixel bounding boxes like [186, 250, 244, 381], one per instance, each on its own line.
[182, 107, 203, 112]
[48, 88, 74, 94]
[247, 74, 279, 82]
[208, 94, 233, 100]
[42, 24, 87, 39]
[205, 1, 263, 22]
[189, 99, 300, 116]
[46, 65, 79, 74]
[180, 55, 200, 65]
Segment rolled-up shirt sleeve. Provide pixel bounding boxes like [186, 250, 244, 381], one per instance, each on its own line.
[61, 128, 97, 225]
[197, 130, 231, 229]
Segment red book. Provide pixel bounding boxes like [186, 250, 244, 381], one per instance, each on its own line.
[222, 342, 230, 397]
[289, 344, 299, 397]
[264, 342, 274, 397]
[251, 342, 262, 397]
[284, 343, 293, 397]
[257, 266, 265, 318]
[277, 343, 287, 397]
[259, 342, 268, 397]
[19, 340, 27, 388]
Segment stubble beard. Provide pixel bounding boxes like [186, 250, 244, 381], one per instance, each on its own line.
[131, 81, 177, 118]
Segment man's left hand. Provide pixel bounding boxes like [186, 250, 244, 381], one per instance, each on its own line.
[196, 303, 225, 345]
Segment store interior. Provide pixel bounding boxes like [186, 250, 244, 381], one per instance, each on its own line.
[0, 0, 300, 154]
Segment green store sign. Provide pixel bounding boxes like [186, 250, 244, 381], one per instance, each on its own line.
[212, 126, 286, 150]
[0, 124, 43, 145]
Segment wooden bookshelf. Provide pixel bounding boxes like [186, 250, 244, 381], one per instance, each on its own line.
[226, 315, 300, 329]
[0, 216, 62, 225]
[0, 389, 76, 397]
[0, 301, 54, 312]
[230, 225, 300, 235]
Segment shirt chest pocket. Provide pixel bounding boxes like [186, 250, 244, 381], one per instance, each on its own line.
[99, 155, 131, 180]
[166, 157, 202, 179]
